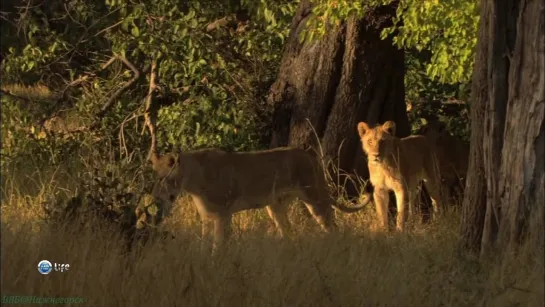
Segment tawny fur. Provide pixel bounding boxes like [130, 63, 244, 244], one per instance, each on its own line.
[357, 121, 445, 231]
[150, 147, 369, 252]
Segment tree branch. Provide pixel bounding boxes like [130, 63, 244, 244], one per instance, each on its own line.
[144, 60, 158, 162]
[40, 55, 141, 135]
[39, 55, 138, 132]
[96, 55, 140, 118]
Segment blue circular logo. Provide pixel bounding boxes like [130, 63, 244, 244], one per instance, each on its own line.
[38, 260, 52, 275]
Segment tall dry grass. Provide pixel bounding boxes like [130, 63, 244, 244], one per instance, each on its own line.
[2, 180, 544, 307]
[1, 140, 543, 307]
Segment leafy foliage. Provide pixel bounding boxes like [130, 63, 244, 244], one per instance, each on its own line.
[306, 0, 479, 84]
[385, 0, 479, 84]
[2, 0, 296, 157]
[404, 49, 470, 140]
[1, 0, 475, 158]
[407, 99, 470, 141]
[41, 160, 170, 249]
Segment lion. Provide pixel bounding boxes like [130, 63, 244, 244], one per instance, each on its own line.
[149, 147, 370, 251]
[422, 122, 469, 203]
[357, 121, 445, 231]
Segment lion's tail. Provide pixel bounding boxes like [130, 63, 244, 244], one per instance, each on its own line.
[331, 193, 372, 213]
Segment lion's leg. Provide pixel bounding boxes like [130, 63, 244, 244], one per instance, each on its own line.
[299, 189, 337, 233]
[303, 202, 336, 233]
[265, 205, 291, 238]
[212, 214, 232, 253]
[192, 196, 215, 254]
[407, 186, 419, 224]
[393, 187, 408, 232]
[424, 157, 445, 217]
[445, 175, 466, 205]
[200, 219, 213, 254]
[423, 177, 443, 217]
[373, 188, 389, 231]
[407, 184, 417, 217]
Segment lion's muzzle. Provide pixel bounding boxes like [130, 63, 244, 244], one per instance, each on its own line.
[370, 154, 381, 163]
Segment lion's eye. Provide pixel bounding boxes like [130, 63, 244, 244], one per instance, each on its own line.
[367, 139, 372, 145]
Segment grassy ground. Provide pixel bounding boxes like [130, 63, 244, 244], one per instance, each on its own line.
[2, 176, 544, 307]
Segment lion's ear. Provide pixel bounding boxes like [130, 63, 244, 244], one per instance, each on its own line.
[167, 155, 176, 168]
[151, 154, 177, 176]
[357, 122, 370, 138]
[382, 121, 396, 136]
[150, 153, 162, 173]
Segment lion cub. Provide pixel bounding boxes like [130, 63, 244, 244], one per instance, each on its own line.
[149, 147, 369, 252]
[357, 121, 444, 231]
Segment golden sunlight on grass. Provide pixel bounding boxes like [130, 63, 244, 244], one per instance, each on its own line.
[2, 192, 543, 307]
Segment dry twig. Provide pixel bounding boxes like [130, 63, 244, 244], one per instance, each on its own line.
[93, 55, 140, 121]
[144, 60, 158, 161]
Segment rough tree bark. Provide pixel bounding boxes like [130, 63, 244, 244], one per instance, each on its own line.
[460, 0, 544, 255]
[267, 0, 409, 198]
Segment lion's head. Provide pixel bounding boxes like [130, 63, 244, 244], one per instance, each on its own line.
[420, 121, 446, 143]
[357, 121, 397, 164]
[150, 152, 184, 217]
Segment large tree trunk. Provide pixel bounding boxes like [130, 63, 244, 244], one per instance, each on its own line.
[460, 0, 544, 255]
[496, 0, 544, 251]
[268, 0, 409, 198]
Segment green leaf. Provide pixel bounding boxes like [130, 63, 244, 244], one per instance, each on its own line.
[131, 26, 140, 37]
[146, 204, 158, 216]
[189, 18, 198, 28]
[185, 9, 195, 20]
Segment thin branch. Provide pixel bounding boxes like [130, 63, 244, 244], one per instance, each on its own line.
[144, 60, 158, 162]
[101, 56, 118, 70]
[39, 55, 124, 129]
[42, 54, 140, 135]
[119, 111, 143, 160]
[0, 13, 18, 28]
[59, 74, 94, 100]
[64, 3, 86, 29]
[92, 19, 124, 38]
[90, 55, 140, 129]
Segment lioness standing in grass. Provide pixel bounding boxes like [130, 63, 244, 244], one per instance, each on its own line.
[149, 147, 370, 251]
[357, 121, 444, 231]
